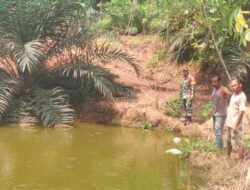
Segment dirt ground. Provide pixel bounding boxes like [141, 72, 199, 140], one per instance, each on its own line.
[79, 35, 250, 190]
[80, 35, 210, 126]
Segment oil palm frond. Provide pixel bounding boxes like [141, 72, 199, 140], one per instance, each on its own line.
[45, 62, 129, 98]
[0, 77, 21, 116]
[4, 98, 38, 124]
[37, 1, 86, 40]
[30, 87, 75, 127]
[168, 33, 193, 64]
[89, 43, 140, 76]
[224, 47, 250, 80]
[7, 38, 45, 74]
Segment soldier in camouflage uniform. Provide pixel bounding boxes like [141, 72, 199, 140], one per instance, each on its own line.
[179, 66, 196, 124]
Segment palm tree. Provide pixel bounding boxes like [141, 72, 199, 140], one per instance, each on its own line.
[0, 0, 139, 127]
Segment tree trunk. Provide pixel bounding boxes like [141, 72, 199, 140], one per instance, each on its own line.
[132, 0, 139, 6]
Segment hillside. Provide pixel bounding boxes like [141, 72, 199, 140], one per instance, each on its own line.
[79, 35, 210, 127]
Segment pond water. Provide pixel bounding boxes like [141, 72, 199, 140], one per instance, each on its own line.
[0, 123, 204, 190]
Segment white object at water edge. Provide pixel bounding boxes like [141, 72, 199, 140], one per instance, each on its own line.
[165, 148, 182, 155]
[173, 137, 181, 144]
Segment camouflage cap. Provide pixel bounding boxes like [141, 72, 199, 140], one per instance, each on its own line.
[182, 66, 189, 71]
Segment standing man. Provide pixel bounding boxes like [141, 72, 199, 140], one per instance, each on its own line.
[225, 78, 247, 161]
[211, 76, 230, 149]
[179, 66, 196, 125]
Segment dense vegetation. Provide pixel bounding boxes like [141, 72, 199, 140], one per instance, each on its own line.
[0, 0, 250, 127]
[99, 0, 250, 82]
[0, 0, 139, 127]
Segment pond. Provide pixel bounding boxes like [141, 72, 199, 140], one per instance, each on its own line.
[0, 123, 204, 190]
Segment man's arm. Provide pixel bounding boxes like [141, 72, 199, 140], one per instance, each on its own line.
[189, 76, 196, 100]
[179, 80, 183, 99]
[222, 86, 232, 99]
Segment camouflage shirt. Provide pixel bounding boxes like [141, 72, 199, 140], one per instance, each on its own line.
[179, 74, 195, 99]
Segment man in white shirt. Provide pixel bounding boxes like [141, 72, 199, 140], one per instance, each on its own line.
[225, 78, 247, 161]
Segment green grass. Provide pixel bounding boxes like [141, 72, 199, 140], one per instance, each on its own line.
[147, 49, 167, 68]
[140, 120, 154, 130]
[96, 37, 123, 49]
[163, 98, 181, 117]
[200, 101, 212, 120]
[130, 35, 159, 46]
[181, 139, 218, 159]
[244, 138, 250, 148]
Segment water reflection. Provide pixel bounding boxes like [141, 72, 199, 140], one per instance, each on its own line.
[0, 123, 204, 189]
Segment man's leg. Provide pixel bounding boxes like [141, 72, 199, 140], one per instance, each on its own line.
[238, 145, 244, 161]
[212, 116, 217, 145]
[181, 99, 187, 122]
[214, 116, 223, 149]
[220, 116, 226, 148]
[227, 127, 232, 159]
[212, 116, 215, 132]
[186, 99, 192, 122]
[235, 129, 244, 161]
[227, 142, 232, 159]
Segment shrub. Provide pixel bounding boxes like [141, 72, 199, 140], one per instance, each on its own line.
[99, 0, 140, 34]
[148, 17, 167, 32]
[141, 120, 154, 130]
[181, 139, 217, 159]
[127, 27, 139, 36]
[96, 17, 113, 31]
[163, 98, 181, 117]
[200, 101, 212, 120]
[99, 0, 169, 34]
[147, 49, 167, 68]
[243, 138, 250, 148]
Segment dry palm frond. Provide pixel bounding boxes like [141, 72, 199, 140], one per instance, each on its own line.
[168, 33, 193, 65]
[224, 47, 250, 80]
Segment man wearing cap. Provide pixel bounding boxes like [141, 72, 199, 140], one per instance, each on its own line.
[179, 66, 196, 124]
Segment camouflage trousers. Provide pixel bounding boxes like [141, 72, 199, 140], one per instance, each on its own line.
[182, 98, 192, 118]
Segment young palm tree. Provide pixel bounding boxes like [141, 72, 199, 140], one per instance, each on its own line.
[0, 0, 139, 127]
